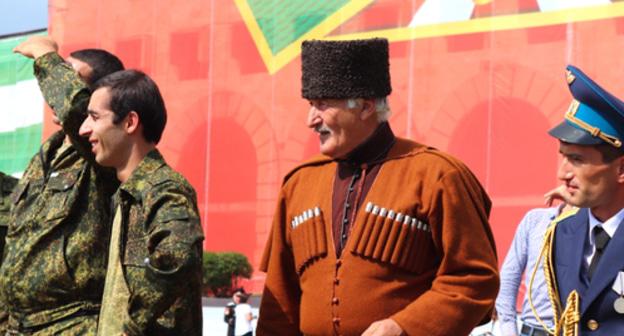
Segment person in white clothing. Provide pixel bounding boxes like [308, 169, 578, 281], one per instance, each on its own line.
[233, 289, 253, 336]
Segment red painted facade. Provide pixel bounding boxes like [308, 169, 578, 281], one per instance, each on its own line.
[44, 0, 624, 291]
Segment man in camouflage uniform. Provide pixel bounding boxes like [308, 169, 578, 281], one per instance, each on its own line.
[79, 70, 204, 335]
[0, 36, 123, 335]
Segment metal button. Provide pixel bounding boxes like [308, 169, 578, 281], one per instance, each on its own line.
[331, 297, 339, 305]
[332, 317, 340, 324]
[143, 257, 150, 265]
[334, 278, 340, 285]
[587, 319, 599, 331]
[336, 260, 342, 267]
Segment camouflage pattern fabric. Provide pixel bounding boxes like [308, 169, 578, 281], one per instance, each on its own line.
[0, 52, 118, 334]
[5, 314, 98, 336]
[0, 172, 18, 333]
[107, 149, 204, 336]
[0, 172, 18, 257]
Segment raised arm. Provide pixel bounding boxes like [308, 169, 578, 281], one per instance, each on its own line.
[14, 36, 94, 161]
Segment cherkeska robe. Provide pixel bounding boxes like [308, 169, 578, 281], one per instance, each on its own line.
[258, 136, 499, 336]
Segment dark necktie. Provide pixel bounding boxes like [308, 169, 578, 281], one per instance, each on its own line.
[588, 226, 611, 281]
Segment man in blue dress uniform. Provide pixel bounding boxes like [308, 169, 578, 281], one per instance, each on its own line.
[546, 65, 624, 335]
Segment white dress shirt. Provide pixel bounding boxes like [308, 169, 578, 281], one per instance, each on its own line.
[584, 208, 624, 270]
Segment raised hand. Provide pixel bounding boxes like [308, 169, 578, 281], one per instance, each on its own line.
[13, 35, 58, 59]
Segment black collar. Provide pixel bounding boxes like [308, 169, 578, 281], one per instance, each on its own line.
[339, 122, 395, 166]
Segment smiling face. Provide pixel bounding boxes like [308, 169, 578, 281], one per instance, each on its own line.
[306, 98, 378, 159]
[79, 87, 131, 169]
[557, 141, 624, 219]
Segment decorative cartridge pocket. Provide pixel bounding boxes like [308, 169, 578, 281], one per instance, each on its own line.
[349, 202, 434, 274]
[398, 217, 436, 274]
[290, 207, 328, 275]
[350, 202, 376, 254]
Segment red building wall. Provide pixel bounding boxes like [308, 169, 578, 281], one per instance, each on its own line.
[44, 0, 624, 291]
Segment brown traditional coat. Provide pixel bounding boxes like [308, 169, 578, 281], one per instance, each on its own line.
[258, 138, 499, 336]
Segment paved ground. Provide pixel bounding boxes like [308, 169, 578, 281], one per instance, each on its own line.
[201, 297, 509, 336]
[203, 306, 259, 336]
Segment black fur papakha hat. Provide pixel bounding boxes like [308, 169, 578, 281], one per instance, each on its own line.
[301, 38, 392, 99]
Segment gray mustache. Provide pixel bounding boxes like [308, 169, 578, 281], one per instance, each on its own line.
[315, 125, 331, 133]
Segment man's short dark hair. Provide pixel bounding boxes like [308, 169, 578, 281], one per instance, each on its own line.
[234, 288, 249, 303]
[92, 70, 167, 144]
[597, 143, 624, 163]
[69, 49, 124, 85]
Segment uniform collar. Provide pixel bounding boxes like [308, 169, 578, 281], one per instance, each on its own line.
[588, 207, 624, 244]
[119, 149, 166, 201]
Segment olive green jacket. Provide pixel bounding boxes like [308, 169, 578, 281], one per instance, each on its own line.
[112, 149, 203, 336]
[0, 52, 118, 332]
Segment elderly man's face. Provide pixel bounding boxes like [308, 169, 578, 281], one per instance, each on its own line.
[307, 98, 373, 159]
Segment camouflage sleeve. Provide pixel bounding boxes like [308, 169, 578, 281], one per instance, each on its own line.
[0, 173, 17, 333]
[124, 181, 204, 335]
[34, 52, 95, 162]
[0, 172, 18, 228]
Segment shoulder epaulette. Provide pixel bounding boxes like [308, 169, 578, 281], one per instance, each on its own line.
[553, 206, 579, 223]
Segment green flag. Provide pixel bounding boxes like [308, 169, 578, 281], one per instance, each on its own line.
[0, 33, 45, 177]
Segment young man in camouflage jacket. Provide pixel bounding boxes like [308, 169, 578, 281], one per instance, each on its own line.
[0, 36, 123, 335]
[79, 69, 204, 336]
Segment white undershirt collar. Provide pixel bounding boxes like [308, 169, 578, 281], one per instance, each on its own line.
[588, 207, 624, 244]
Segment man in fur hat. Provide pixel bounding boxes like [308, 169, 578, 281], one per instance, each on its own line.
[257, 38, 499, 336]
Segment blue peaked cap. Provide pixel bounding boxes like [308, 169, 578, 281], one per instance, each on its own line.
[549, 65, 624, 149]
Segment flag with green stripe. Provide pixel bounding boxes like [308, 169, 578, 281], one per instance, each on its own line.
[0, 33, 45, 177]
[247, 0, 350, 54]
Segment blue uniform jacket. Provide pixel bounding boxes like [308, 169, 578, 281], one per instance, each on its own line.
[554, 208, 624, 335]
